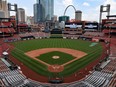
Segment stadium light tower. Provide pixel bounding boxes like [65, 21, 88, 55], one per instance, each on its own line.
[8, 3, 19, 33]
[99, 4, 110, 31]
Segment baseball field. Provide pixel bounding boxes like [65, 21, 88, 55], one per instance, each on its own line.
[11, 39, 103, 77]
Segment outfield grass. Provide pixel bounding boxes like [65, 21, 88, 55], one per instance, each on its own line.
[11, 39, 103, 77]
[36, 51, 75, 65]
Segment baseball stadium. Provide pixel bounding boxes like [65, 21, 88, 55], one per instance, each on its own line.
[0, 2, 116, 87]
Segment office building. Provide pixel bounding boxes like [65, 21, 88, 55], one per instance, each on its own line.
[18, 8, 25, 23]
[75, 10, 82, 21]
[44, 0, 54, 21]
[0, 0, 9, 18]
[34, 3, 43, 23]
[53, 15, 57, 22]
[59, 16, 70, 22]
[34, 0, 54, 22]
[26, 16, 34, 25]
[0, 10, 5, 18]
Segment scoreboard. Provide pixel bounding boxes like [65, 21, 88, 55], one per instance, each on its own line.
[65, 22, 83, 30]
[84, 22, 98, 31]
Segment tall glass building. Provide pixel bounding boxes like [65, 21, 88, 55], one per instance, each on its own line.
[34, 3, 44, 23]
[34, 0, 54, 22]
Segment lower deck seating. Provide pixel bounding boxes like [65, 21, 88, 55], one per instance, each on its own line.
[84, 75, 106, 87]
[101, 59, 116, 74]
[67, 81, 94, 87]
[0, 70, 45, 87]
[5, 74, 26, 86]
[92, 71, 112, 80]
[0, 70, 20, 78]
[0, 35, 116, 87]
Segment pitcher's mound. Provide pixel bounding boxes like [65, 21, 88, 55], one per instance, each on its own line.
[48, 65, 64, 73]
[52, 56, 60, 59]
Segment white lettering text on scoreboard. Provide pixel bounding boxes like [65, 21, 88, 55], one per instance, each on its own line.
[65, 24, 82, 28]
[85, 24, 97, 28]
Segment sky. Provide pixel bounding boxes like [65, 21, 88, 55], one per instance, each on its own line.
[7, 0, 116, 22]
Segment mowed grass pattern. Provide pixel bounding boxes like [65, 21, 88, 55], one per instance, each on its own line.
[36, 51, 75, 65]
[11, 39, 103, 76]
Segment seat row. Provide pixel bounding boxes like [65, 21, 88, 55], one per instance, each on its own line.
[5, 74, 26, 86]
[101, 59, 116, 74]
[0, 69, 46, 87]
[103, 57, 116, 87]
[92, 71, 112, 80]
[109, 75, 116, 87]
[102, 65, 116, 74]
[19, 32, 49, 38]
[0, 57, 46, 87]
[84, 32, 104, 37]
[0, 70, 20, 78]
[84, 75, 106, 87]
[0, 59, 9, 73]
[100, 60, 111, 69]
[67, 81, 94, 87]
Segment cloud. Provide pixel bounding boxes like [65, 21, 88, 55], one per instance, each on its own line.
[82, 11, 99, 21]
[87, 0, 96, 1]
[82, 0, 116, 21]
[63, 0, 73, 7]
[83, 2, 90, 6]
[34, 0, 36, 3]
[54, 0, 65, 16]
[104, 0, 116, 15]
[55, 0, 74, 18]
[8, 0, 116, 21]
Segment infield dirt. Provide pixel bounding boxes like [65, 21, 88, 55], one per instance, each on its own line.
[25, 48, 87, 67]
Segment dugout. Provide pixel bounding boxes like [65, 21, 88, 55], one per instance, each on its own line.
[79, 36, 92, 41]
[20, 36, 35, 40]
[1, 58, 18, 70]
[49, 79, 63, 84]
[2, 51, 9, 59]
[85, 37, 92, 41]
[1, 58, 11, 68]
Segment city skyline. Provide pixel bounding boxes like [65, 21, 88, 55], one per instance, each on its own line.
[7, 0, 116, 21]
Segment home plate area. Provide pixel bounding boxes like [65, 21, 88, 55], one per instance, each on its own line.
[48, 65, 64, 73]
